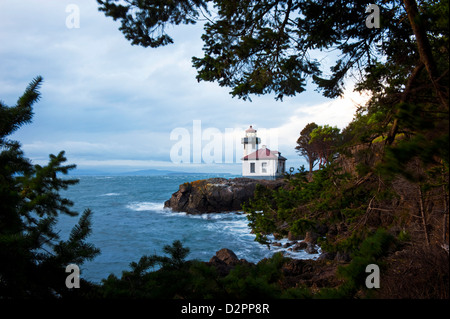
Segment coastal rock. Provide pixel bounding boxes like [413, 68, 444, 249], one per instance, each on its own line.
[305, 243, 318, 254]
[288, 231, 304, 241]
[164, 177, 286, 214]
[304, 231, 319, 245]
[215, 248, 239, 265]
[283, 242, 294, 248]
[280, 259, 341, 288]
[318, 251, 336, 261]
[292, 241, 308, 251]
[208, 248, 252, 276]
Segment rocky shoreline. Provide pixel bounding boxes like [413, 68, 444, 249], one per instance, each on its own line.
[164, 177, 328, 258]
[271, 232, 320, 255]
[161, 177, 368, 293]
[164, 177, 286, 214]
[207, 247, 343, 290]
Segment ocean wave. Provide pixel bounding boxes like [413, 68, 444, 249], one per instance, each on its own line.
[267, 237, 322, 260]
[100, 193, 121, 196]
[278, 247, 321, 260]
[190, 213, 231, 220]
[126, 201, 165, 211]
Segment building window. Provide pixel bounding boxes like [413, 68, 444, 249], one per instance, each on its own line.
[261, 162, 267, 173]
[250, 162, 255, 173]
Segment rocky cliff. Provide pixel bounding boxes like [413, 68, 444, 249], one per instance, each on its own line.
[164, 177, 286, 214]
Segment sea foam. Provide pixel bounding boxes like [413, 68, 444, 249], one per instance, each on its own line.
[126, 201, 165, 212]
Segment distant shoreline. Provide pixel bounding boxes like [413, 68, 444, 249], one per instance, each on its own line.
[64, 169, 237, 177]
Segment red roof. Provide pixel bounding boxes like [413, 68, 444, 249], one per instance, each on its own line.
[241, 147, 287, 161]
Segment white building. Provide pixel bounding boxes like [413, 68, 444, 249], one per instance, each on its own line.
[241, 125, 286, 179]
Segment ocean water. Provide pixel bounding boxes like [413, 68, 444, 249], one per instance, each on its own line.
[58, 174, 319, 283]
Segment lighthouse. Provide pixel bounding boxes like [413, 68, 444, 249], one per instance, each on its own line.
[241, 125, 260, 157]
[241, 125, 286, 179]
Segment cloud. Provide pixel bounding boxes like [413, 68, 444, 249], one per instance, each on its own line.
[0, 0, 369, 173]
[271, 86, 371, 168]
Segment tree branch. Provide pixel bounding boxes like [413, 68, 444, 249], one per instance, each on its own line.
[403, 0, 448, 109]
[386, 62, 424, 145]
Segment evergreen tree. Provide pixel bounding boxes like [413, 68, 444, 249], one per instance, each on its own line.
[295, 122, 319, 173]
[97, 0, 448, 104]
[309, 125, 341, 168]
[0, 77, 100, 298]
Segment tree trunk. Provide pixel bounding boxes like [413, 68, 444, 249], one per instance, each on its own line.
[417, 185, 430, 247]
[443, 165, 449, 243]
[444, 189, 448, 243]
[309, 157, 314, 173]
[386, 63, 424, 145]
[403, 0, 448, 109]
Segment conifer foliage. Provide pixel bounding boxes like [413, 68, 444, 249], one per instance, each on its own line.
[0, 77, 100, 298]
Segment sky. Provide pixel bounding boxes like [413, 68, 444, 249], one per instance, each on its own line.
[0, 0, 370, 174]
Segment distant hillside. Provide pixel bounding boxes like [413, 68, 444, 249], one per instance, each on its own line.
[66, 168, 233, 177]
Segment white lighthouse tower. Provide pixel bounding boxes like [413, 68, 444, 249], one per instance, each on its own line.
[241, 125, 260, 157]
